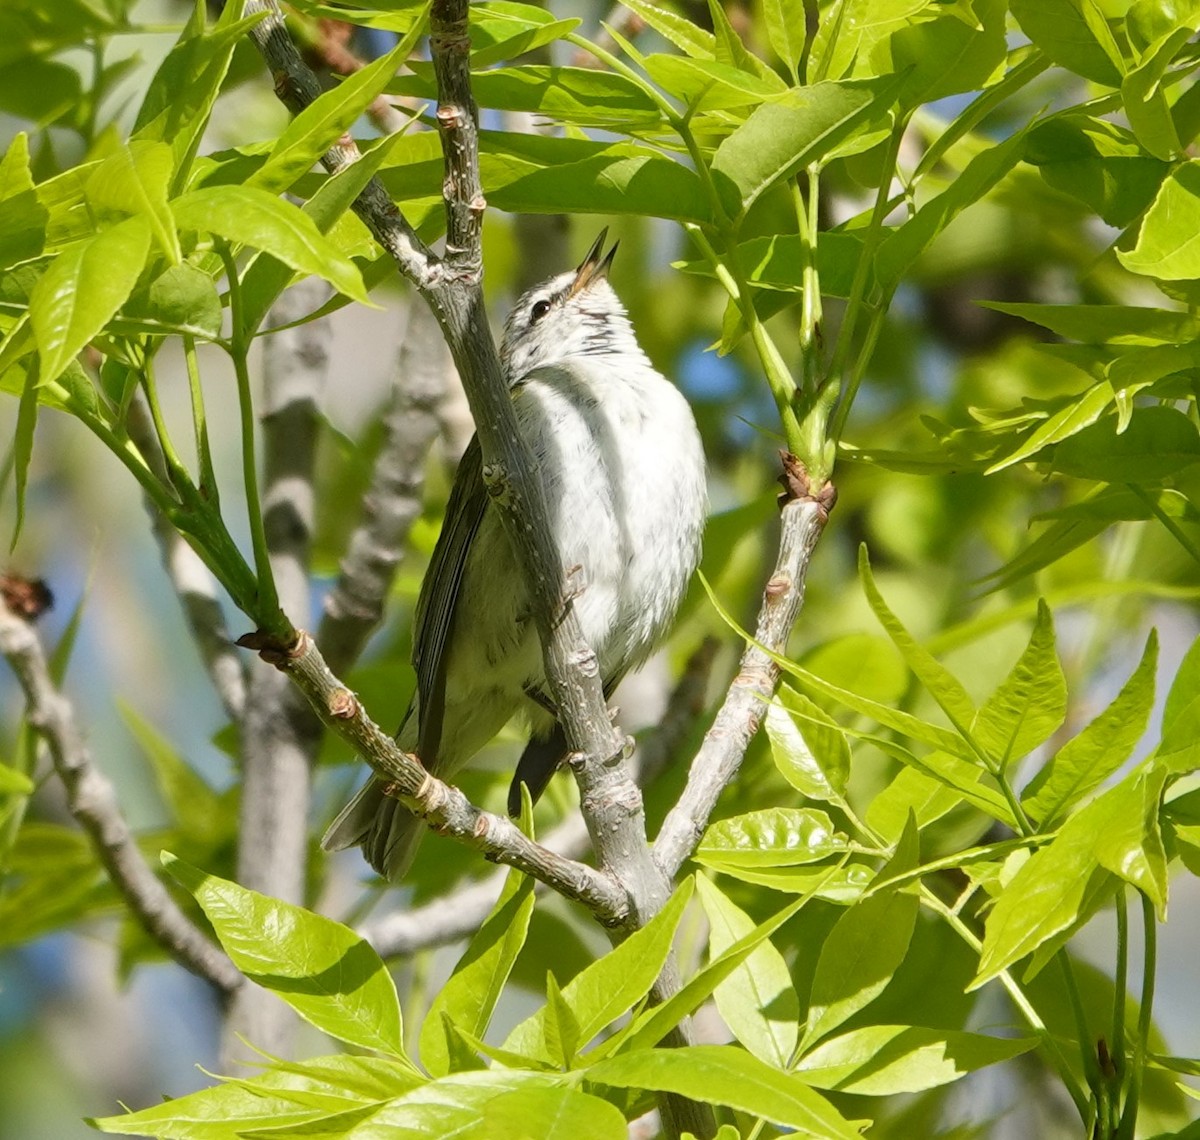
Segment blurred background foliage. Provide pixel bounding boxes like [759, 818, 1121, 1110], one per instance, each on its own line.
[1, 0, 1200, 1136]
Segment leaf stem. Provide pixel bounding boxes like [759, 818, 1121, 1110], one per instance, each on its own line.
[184, 334, 219, 506]
[219, 242, 282, 630]
[1116, 892, 1157, 1139]
[138, 346, 193, 495]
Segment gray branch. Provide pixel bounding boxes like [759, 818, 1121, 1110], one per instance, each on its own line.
[318, 296, 450, 675]
[227, 277, 330, 1062]
[0, 594, 243, 996]
[654, 463, 836, 878]
[361, 639, 716, 958]
[248, 628, 629, 921]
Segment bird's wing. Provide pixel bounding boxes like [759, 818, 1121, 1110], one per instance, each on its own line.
[412, 434, 489, 768]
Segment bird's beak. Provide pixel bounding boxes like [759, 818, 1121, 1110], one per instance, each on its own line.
[569, 228, 618, 296]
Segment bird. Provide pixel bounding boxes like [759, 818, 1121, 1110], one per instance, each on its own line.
[322, 229, 708, 880]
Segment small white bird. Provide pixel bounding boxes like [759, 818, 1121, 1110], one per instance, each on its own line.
[323, 230, 708, 880]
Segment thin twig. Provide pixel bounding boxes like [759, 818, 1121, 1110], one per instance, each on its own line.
[655, 458, 835, 879]
[0, 594, 243, 996]
[318, 295, 450, 675]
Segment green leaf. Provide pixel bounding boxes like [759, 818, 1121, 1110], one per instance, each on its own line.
[762, 0, 806, 79]
[1120, 161, 1200, 280]
[795, 1025, 1036, 1095]
[1161, 632, 1200, 773]
[859, 547, 977, 740]
[1122, 31, 1189, 160]
[865, 768, 962, 844]
[700, 862, 872, 902]
[642, 53, 782, 112]
[1022, 631, 1157, 826]
[502, 877, 694, 1060]
[91, 1054, 423, 1138]
[676, 231, 866, 299]
[0, 132, 47, 271]
[0, 761, 32, 795]
[875, 127, 1027, 289]
[696, 808, 849, 870]
[612, 889, 825, 1057]
[135, 8, 268, 185]
[971, 768, 1165, 987]
[584, 1046, 864, 1139]
[170, 186, 370, 305]
[294, 1069, 560, 1136]
[886, 0, 1006, 105]
[696, 875, 799, 1067]
[783, 660, 965, 755]
[706, 0, 780, 83]
[28, 215, 151, 385]
[1092, 765, 1168, 915]
[474, 1086, 627, 1140]
[390, 66, 664, 130]
[86, 141, 180, 264]
[470, 1, 583, 67]
[985, 380, 1116, 474]
[487, 138, 711, 224]
[808, 0, 928, 83]
[803, 819, 919, 1046]
[1026, 115, 1168, 227]
[420, 865, 536, 1078]
[254, 33, 425, 197]
[118, 262, 224, 340]
[163, 854, 407, 1057]
[119, 701, 225, 845]
[239, 131, 408, 338]
[971, 601, 1066, 770]
[894, 748, 1015, 825]
[1051, 405, 1200, 482]
[618, 0, 717, 58]
[543, 971, 582, 1069]
[767, 691, 850, 801]
[980, 302, 1200, 346]
[711, 78, 896, 216]
[1009, 0, 1125, 86]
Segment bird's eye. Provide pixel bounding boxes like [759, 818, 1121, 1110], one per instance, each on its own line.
[530, 299, 552, 322]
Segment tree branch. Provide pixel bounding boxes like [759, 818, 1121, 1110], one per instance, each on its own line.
[0, 593, 243, 996]
[361, 638, 716, 958]
[318, 295, 450, 675]
[244, 628, 629, 923]
[654, 457, 836, 879]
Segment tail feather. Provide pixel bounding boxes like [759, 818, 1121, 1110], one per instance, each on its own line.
[321, 779, 425, 881]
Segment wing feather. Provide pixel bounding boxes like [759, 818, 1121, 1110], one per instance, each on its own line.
[412, 436, 489, 767]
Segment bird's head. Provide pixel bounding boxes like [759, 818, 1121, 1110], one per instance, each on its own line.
[499, 229, 642, 382]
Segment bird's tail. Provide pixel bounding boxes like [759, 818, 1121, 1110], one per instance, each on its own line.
[321, 779, 424, 881]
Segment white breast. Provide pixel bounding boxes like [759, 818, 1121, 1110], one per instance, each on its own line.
[517, 356, 707, 676]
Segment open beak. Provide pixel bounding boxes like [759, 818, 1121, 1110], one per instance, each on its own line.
[569, 228, 618, 296]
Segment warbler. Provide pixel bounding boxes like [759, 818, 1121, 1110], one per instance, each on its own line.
[323, 230, 708, 880]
